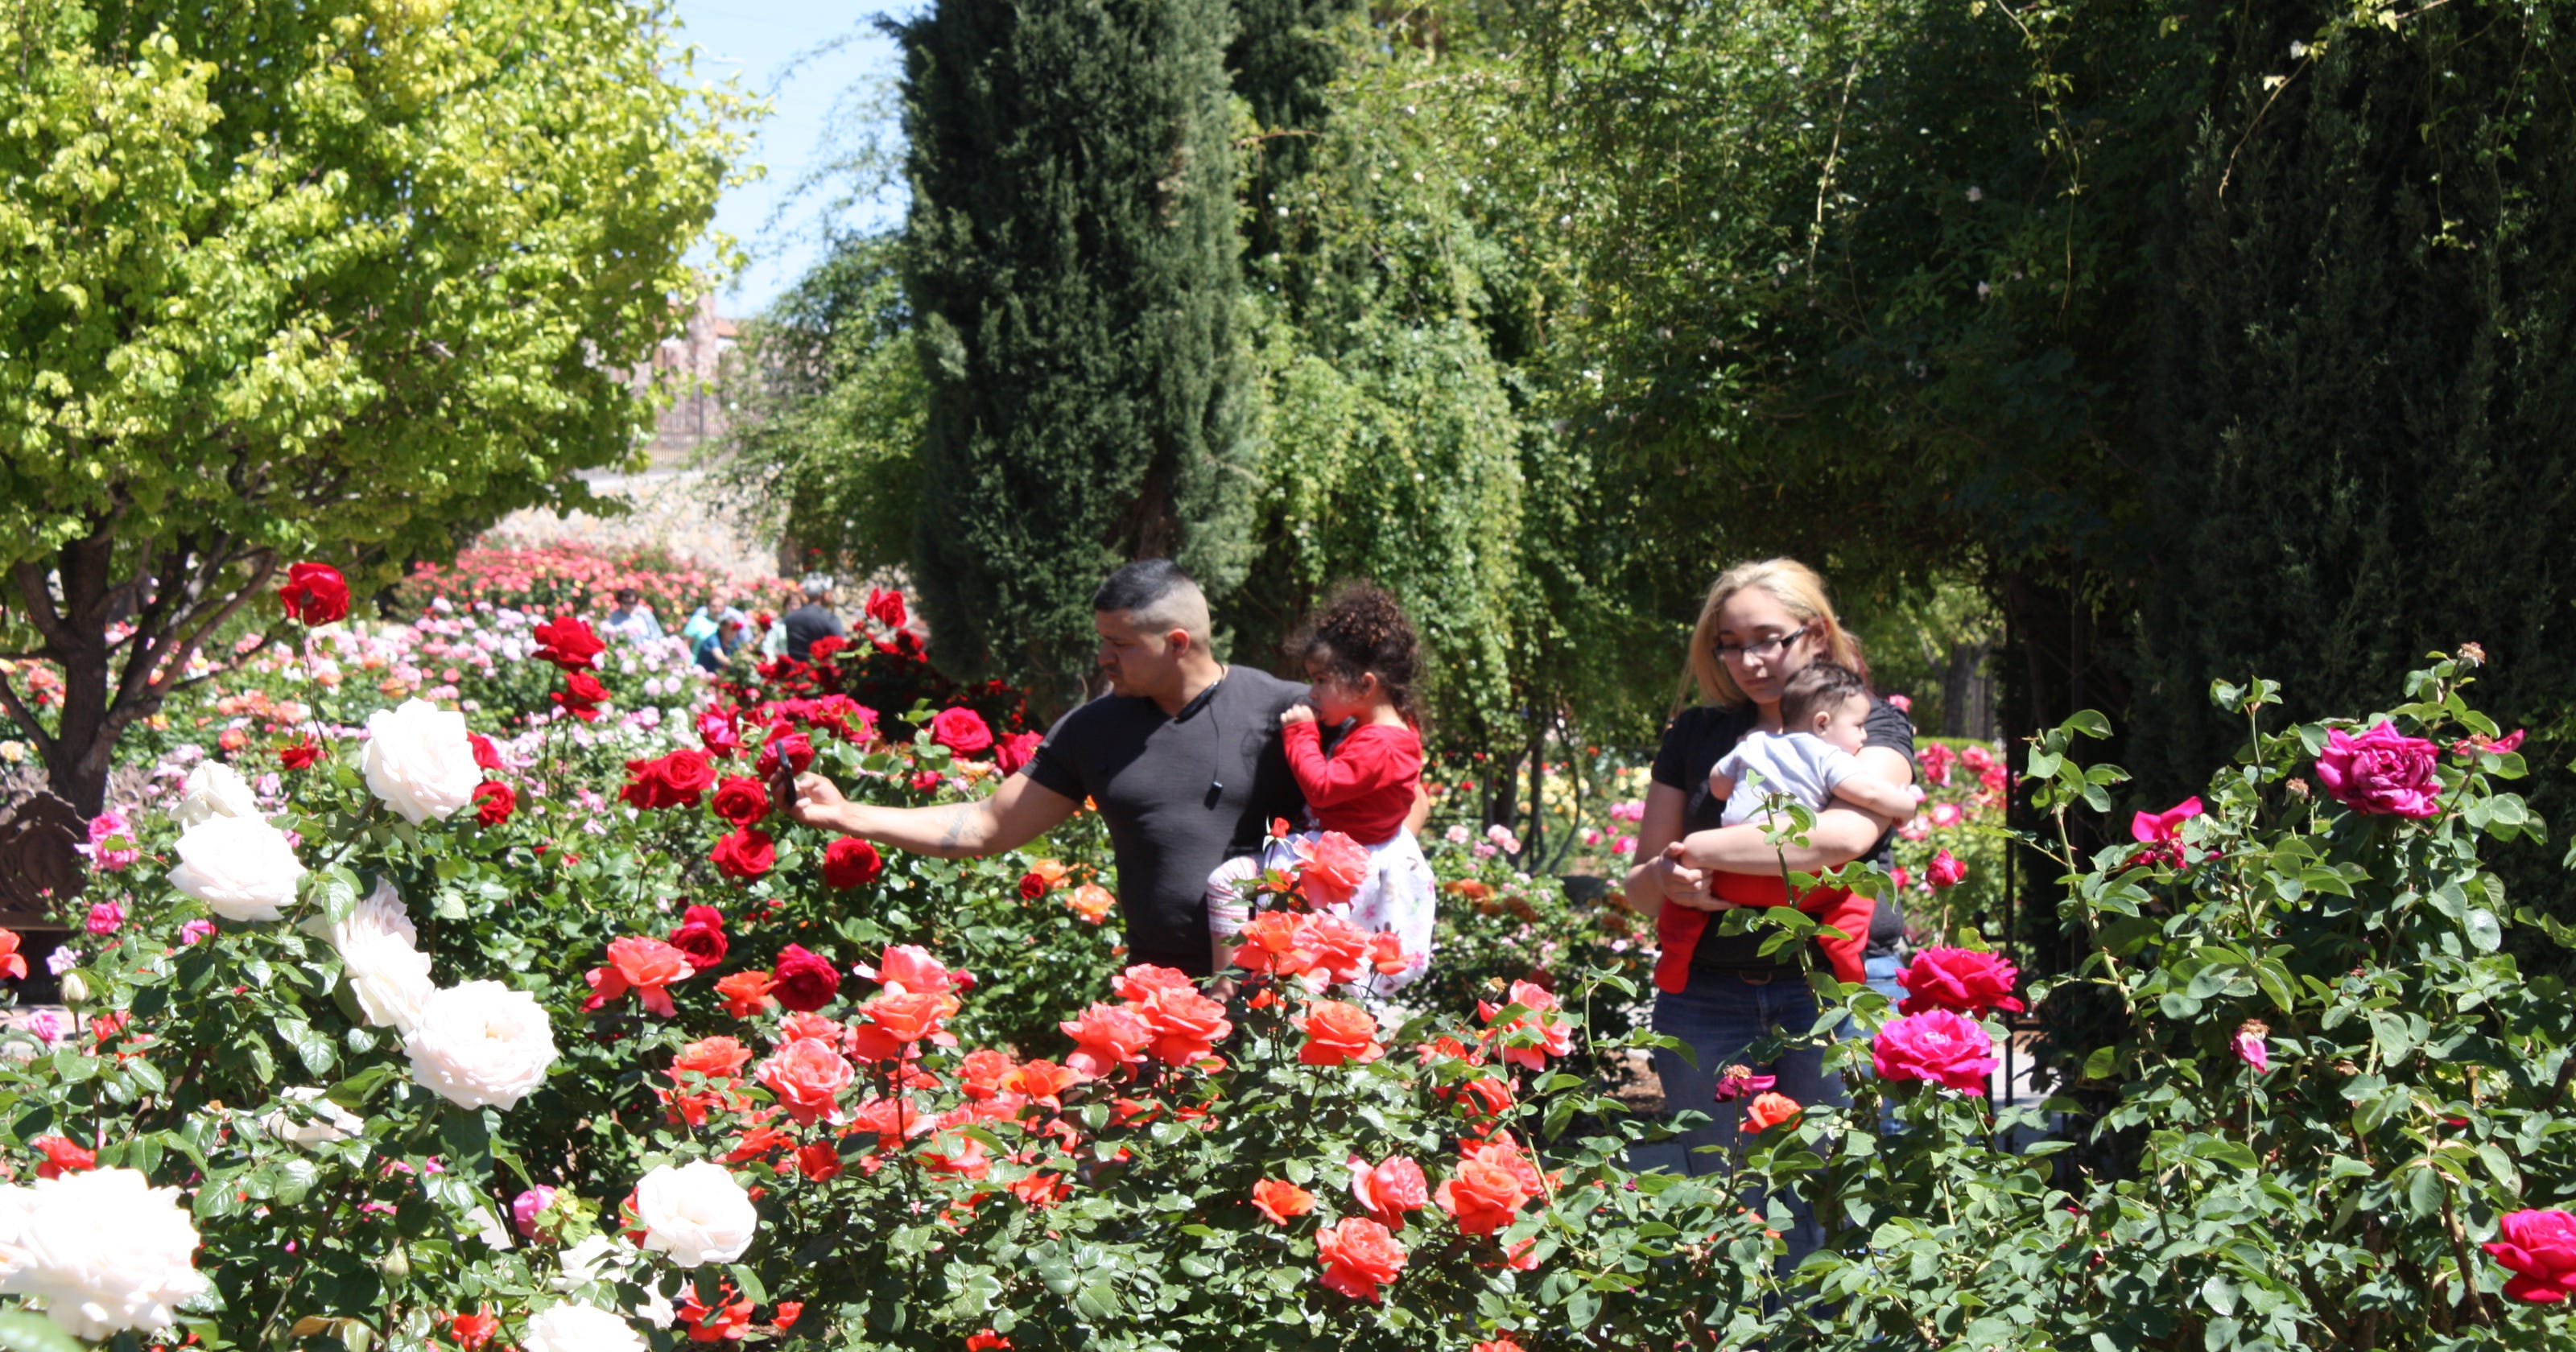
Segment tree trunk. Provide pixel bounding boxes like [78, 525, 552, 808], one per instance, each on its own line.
[1941, 639, 1996, 742]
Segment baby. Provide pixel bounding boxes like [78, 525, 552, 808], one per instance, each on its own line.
[1707, 662, 1916, 826]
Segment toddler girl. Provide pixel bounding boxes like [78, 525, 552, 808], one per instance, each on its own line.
[1206, 584, 1436, 995]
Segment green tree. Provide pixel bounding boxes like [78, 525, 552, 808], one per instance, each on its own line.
[1228, 0, 1364, 266]
[716, 231, 925, 580]
[898, 0, 1257, 712]
[0, 0, 746, 815]
[2126, 0, 2576, 801]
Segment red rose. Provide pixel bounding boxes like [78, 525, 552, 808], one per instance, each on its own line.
[621, 749, 716, 810]
[909, 770, 944, 793]
[1897, 946, 2024, 1017]
[473, 780, 515, 826]
[277, 563, 350, 625]
[712, 826, 776, 880]
[865, 587, 906, 631]
[821, 837, 883, 888]
[668, 905, 729, 968]
[770, 944, 841, 1012]
[31, 1135, 96, 1179]
[711, 776, 770, 826]
[532, 614, 605, 670]
[807, 635, 848, 662]
[279, 737, 323, 770]
[994, 731, 1042, 775]
[553, 670, 609, 720]
[469, 732, 502, 771]
[1018, 872, 1048, 901]
[696, 708, 743, 756]
[754, 731, 815, 780]
[929, 707, 995, 756]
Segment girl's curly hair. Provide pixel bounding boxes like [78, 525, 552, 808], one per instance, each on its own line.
[1294, 583, 1426, 731]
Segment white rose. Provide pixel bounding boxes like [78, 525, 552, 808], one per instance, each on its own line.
[0, 1169, 212, 1338]
[632, 1161, 757, 1268]
[305, 878, 434, 1033]
[403, 981, 557, 1111]
[259, 1087, 364, 1148]
[362, 699, 481, 824]
[174, 761, 262, 829]
[522, 1303, 647, 1352]
[168, 815, 306, 922]
[551, 1234, 630, 1292]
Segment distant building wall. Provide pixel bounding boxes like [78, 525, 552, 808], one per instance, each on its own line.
[640, 292, 738, 464]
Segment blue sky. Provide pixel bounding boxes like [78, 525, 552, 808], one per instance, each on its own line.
[671, 1, 909, 317]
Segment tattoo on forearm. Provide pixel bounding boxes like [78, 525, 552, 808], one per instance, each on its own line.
[937, 806, 969, 852]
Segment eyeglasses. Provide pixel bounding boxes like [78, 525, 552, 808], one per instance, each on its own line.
[1712, 630, 1806, 662]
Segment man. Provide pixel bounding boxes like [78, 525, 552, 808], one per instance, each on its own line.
[604, 587, 664, 641]
[782, 575, 848, 663]
[790, 560, 1307, 976]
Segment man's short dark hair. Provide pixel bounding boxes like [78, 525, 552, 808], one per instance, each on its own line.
[614, 587, 642, 605]
[1092, 559, 1211, 645]
[1780, 662, 1871, 729]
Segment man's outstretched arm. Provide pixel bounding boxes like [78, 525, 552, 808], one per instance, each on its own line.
[790, 769, 1079, 859]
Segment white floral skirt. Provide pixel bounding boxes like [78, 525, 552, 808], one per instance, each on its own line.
[1206, 829, 1439, 998]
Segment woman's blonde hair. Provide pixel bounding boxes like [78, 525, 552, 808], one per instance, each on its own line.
[1682, 558, 1868, 709]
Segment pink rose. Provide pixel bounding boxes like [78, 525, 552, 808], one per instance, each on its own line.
[2487, 1209, 2576, 1303]
[2314, 721, 2442, 818]
[1872, 1010, 1997, 1094]
[1896, 947, 2023, 1017]
[2232, 1020, 2270, 1074]
[1926, 848, 1967, 888]
[512, 1185, 559, 1240]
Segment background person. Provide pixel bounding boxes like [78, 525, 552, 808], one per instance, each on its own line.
[790, 560, 1309, 976]
[604, 587, 664, 641]
[783, 574, 848, 662]
[1620, 558, 1915, 1256]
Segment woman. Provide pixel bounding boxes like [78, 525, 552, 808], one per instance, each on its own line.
[1622, 559, 1915, 1249]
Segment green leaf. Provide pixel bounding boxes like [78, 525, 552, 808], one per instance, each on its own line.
[0, 1310, 94, 1352]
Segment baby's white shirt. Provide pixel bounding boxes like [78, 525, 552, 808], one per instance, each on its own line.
[1715, 731, 1864, 826]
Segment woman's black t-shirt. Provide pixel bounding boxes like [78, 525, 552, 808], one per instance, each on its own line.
[1647, 699, 1916, 973]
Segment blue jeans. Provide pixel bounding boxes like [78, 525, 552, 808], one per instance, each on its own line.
[1650, 968, 1850, 1266]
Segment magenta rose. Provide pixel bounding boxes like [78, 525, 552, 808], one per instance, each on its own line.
[929, 707, 995, 756]
[2314, 721, 2442, 818]
[771, 944, 842, 1012]
[2486, 1209, 2576, 1303]
[1896, 947, 2024, 1017]
[1872, 1010, 1998, 1094]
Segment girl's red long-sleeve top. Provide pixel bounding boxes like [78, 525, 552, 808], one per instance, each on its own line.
[1282, 720, 1422, 846]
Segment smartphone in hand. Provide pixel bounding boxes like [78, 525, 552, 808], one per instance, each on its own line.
[772, 762, 800, 822]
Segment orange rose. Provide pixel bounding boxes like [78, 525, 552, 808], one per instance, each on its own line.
[1315, 1217, 1408, 1301]
[1743, 1091, 1802, 1132]
[1231, 912, 1315, 977]
[1059, 1002, 1152, 1078]
[1005, 1058, 1080, 1107]
[860, 990, 960, 1045]
[1298, 1000, 1384, 1067]
[755, 1037, 854, 1124]
[1251, 1179, 1315, 1226]
[671, 1036, 753, 1082]
[714, 971, 778, 1019]
[1134, 985, 1232, 1067]
[1347, 1154, 1429, 1228]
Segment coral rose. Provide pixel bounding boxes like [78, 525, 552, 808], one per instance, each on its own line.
[1133, 986, 1231, 1066]
[929, 707, 994, 756]
[1347, 1154, 1429, 1227]
[1251, 1179, 1314, 1226]
[861, 943, 964, 995]
[671, 1035, 753, 1081]
[1435, 1148, 1534, 1237]
[714, 971, 777, 1018]
[1477, 980, 1572, 1071]
[1872, 1009, 1998, 1095]
[585, 937, 696, 1017]
[821, 837, 883, 888]
[1896, 946, 2024, 1017]
[1314, 1217, 1407, 1301]
[1065, 884, 1116, 924]
[1059, 1002, 1153, 1078]
[2316, 720, 2442, 818]
[1742, 1091, 1802, 1131]
[1298, 1000, 1384, 1066]
[768, 945, 840, 1012]
[2487, 1208, 2576, 1303]
[756, 1037, 855, 1125]
[277, 563, 350, 625]
[1292, 831, 1372, 909]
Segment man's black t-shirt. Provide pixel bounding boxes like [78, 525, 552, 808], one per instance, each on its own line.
[1022, 668, 1308, 974]
[782, 604, 847, 662]
[1648, 698, 1916, 971]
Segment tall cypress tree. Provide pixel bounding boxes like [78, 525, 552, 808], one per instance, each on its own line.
[2127, 0, 2576, 800]
[898, 0, 1257, 712]
[1228, 0, 1363, 266]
